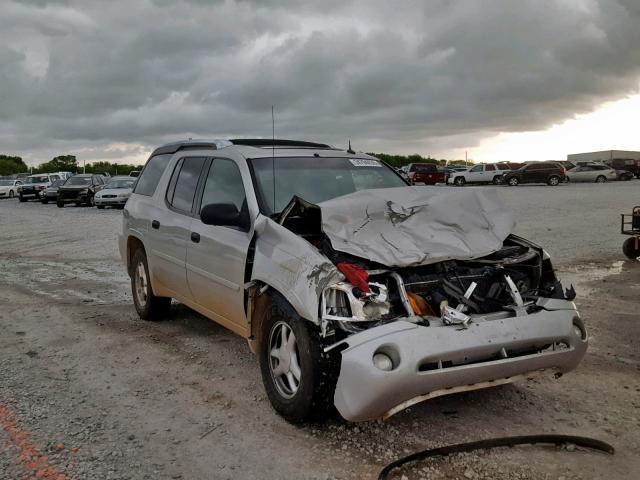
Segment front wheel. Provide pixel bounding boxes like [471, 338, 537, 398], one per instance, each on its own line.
[492, 175, 503, 185]
[19, 195, 26, 202]
[41, 199, 48, 204]
[623, 237, 640, 259]
[9, 190, 14, 198]
[454, 176, 466, 186]
[57, 200, 64, 208]
[595, 175, 607, 183]
[259, 293, 338, 423]
[507, 177, 519, 186]
[547, 175, 560, 186]
[96, 205, 105, 209]
[131, 249, 171, 320]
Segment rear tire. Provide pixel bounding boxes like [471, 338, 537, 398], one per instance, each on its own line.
[42, 199, 48, 204]
[547, 175, 560, 186]
[57, 200, 64, 208]
[131, 248, 171, 320]
[19, 194, 26, 202]
[454, 177, 466, 186]
[259, 292, 339, 423]
[595, 175, 606, 183]
[623, 237, 640, 259]
[9, 190, 14, 198]
[492, 176, 503, 185]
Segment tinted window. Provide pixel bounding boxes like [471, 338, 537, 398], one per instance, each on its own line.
[470, 165, 483, 172]
[168, 157, 206, 213]
[485, 164, 496, 171]
[527, 164, 543, 170]
[200, 159, 246, 215]
[134, 154, 171, 196]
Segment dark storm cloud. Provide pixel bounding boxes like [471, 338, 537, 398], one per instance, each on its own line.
[1, 0, 639, 164]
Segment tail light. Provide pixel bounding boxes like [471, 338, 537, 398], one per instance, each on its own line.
[559, 167, 566, 174]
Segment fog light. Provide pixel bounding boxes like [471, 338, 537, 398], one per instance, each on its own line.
[373, 353, 393, 371]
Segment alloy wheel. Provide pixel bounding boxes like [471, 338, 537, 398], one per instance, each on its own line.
[269, 321, 301, 399]
[134, 261, 148, 307]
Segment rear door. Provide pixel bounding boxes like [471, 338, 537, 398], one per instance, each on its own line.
[148, 156, 207, 299]
[186, 157, 252, 334]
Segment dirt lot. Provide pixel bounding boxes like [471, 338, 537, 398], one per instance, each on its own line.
[1, 182, 639, 480]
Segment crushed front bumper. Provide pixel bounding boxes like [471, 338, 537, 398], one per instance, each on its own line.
[332, 300, 587, 422]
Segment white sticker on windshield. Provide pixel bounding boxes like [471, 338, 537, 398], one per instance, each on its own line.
[349, 158, 382, 167]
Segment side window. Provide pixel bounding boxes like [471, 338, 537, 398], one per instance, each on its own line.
[134, 153, 172, 196]
[167, 157, 207, 213]
[485, 164, 496, 171]
[200, 159, 246, 216]
[470, 165, 483, 172]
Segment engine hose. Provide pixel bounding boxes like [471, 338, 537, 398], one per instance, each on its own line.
[378, 434, 614, 480]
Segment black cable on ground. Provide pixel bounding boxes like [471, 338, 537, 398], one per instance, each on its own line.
[378, 434, 615, 480]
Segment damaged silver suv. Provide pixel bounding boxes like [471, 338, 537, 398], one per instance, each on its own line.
[120, 139, 587, 423]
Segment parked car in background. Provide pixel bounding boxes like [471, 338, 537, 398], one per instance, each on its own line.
[0, 179, 23, 199]
[406, 163, 447, 185]
[605, 158, 640, 178]
[503, 162, 566, 186]
[55, 171, 74, 180]
[56, 174, 105, 207]
[40, 179, 66, 203]
[448, 163, 511, 186]
[129, 170, 141, 177]
[565, 164, 617, 183]
[18, 174, 61, 202]
[95, 176, 136, 209]
[615, 169, 634, 181]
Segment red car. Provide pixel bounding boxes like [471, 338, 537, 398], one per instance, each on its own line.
[407, 163, 448, 185]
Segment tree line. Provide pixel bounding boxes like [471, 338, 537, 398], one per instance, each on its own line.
[0, 154, 140, 177]
[366, 153, 471, 168]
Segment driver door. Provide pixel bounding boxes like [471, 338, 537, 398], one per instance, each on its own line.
[186, 158, 252, 335]
[467, 164, 484, 182]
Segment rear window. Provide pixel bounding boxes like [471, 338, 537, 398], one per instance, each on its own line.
[134, 154, 172, 196]
[412, 164, 436, 172]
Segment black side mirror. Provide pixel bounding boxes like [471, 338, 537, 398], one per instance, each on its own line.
[200, 203, 250, 231]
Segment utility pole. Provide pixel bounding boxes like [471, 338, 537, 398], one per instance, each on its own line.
[83, 159, 86, 174]
[465, 151, 468, 165]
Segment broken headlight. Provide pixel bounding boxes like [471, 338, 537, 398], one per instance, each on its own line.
[323, 281, 391, 322]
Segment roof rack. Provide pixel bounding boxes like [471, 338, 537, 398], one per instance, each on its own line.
[230, 138, 334, 149]
[151, 139, 232, 156]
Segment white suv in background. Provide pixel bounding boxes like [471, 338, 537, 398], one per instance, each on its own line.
[448, 163, 512, 186]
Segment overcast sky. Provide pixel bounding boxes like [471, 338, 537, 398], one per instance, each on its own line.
[1, 0, 639, 165]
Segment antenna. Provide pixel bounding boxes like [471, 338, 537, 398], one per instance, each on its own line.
[271, 106, 276, 213]
[347, 139, 355, 154]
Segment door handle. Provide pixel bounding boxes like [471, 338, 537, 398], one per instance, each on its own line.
[151, 220, 160, 229]
[190, 232, 200, 243]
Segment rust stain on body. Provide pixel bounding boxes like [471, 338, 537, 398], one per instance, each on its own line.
[0, 402, 72, 480]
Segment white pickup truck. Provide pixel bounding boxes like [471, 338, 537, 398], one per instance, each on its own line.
[447, 163, 512, 186]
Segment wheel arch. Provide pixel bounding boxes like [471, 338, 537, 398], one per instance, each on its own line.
[126, 235, 146, 277]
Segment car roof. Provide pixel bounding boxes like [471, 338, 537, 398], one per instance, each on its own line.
[149, 138, 376, 161]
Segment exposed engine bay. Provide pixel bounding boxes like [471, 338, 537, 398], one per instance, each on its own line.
[276, 193, 575, 341]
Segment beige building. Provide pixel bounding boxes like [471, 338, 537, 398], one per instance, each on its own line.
[567, 150, 640, 163]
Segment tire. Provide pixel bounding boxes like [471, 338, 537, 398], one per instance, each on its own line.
[507, 177, 519, 186]
[41, 199, 48, 204]
[492, 176, 503, 185]
[19, 194, 26, 202]
[9, 190, 14, 198]
[259, 292, 339, 423]
[622, 237, 640, 259]
[57, 200, 64, 208]
[131, 248, 171, 320]
[97, 205, 105, 209]
[595, 175, 606, 183]
[454, 176, 466, 186]
[87, 195, 95, 207]
[547, 175, 560, 186]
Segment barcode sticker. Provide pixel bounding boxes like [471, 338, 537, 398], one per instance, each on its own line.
[349, 158, 382, 167]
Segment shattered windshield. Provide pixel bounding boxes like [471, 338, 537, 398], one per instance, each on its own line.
[250, 156, 407, 215]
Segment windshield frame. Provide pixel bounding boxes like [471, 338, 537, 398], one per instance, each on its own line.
[248, 155, 408, 217]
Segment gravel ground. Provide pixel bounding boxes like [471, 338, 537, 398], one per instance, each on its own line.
[1, 181, 639, 480]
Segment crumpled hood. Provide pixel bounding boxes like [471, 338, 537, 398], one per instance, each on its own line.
[317, 187, 514, 267]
